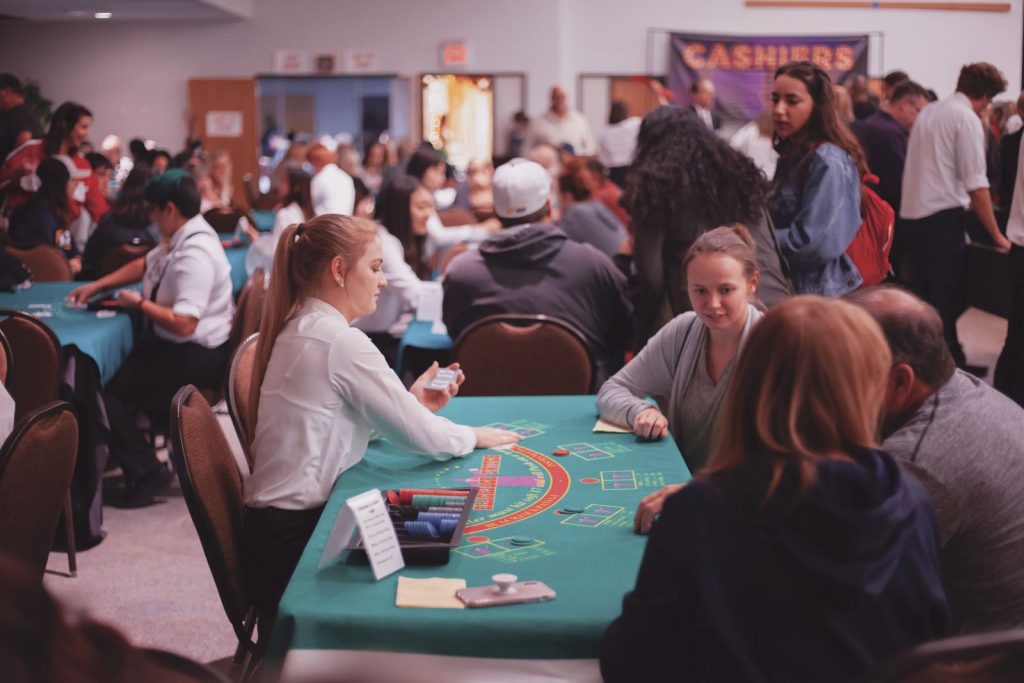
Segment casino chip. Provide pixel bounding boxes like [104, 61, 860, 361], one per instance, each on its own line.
[561, 507, 584, 514]
[552, 448, 570, 456]
[510, 537, 535, 546]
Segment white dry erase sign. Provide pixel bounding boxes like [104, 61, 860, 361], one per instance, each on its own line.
[318, 488, 405, 580]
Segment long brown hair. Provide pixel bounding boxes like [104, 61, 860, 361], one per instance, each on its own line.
[772, 62, 869, 189]
[247, 214, 378, 440]
[703, 296, 891, 497]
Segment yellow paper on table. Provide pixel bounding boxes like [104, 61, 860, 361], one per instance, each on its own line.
[593, 417, 632, 434]
[395, 576, 467, 609]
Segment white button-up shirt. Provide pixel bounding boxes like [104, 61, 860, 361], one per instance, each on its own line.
[141, 213, 233, 347]
[1005, 135, 1024, 247]
[245, 297, 475, 510]
[311, 164, 355, 216]
[597, 117, 642, 168]
[901, 92, 989, 220]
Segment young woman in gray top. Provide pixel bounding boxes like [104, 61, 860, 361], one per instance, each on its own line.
[597, 226, 767, 529]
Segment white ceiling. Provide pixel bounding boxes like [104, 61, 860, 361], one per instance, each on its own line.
[0, 0, 252, 22]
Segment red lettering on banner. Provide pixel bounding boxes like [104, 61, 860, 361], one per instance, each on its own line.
[754, 45, 777, 71]
[812, 45, 834, 71]
[732, 44, 752, 70]
[778, 45, 789, 65]
[683, 44, 707, 69]
[834, 46, 855, 71]
[790, 45, 810, 62]
[707, 43, 732, 69]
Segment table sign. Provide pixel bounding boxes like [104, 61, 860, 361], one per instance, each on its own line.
[319, 488, 405, 580]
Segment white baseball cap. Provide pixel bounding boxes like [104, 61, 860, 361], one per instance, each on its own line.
[492, 158, 551, 219]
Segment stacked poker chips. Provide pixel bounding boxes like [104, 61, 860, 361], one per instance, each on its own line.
[388, 489, 469, 542]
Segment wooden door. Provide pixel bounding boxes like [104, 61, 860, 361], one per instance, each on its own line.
[188, 78, 258, 210]
[610, 78, 662, 119]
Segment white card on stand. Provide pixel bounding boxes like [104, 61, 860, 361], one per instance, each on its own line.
[318, 488, 405, 580]
[416, 281, 444, 322]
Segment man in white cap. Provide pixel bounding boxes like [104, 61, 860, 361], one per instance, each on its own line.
[442, 158, 632, 389]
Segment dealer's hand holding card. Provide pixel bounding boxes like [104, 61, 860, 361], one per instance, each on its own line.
[410, 362, 464, 413]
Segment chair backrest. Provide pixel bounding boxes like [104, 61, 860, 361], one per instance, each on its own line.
[0, 310, 62, 423]
[240, 268, 265, 342]
[859, 629, 1024, 683]
[0, 328, 13, 386]
[5, 245, 72, 282]
[97, 244, 154, 278]
[226, 333, 259, 473]
[453, 314, 593, 396]
[0, 401, 77, 579]
[169, 385, 249, 643]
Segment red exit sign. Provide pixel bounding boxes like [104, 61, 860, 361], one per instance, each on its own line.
[441, 41, 469, 67]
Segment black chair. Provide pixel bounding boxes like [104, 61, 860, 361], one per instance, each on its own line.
[170, 385, 259, 680]
[226, 333, 259, 474]
[453, 314, 594, 396]
[0, 327, 13, 386]
[859, 629, 1024, 683]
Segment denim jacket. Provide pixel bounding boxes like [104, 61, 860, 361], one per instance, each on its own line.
[770, 142, 863, 297]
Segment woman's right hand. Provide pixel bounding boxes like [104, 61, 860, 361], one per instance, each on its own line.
[67, 282, 99, 305]
[633, 407, 669, 440]
[472, 427, 523, 450]
[634, 483, 686, 534]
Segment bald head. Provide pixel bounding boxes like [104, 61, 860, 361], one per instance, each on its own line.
[550, 86, 568, 116]
[846, 286, 956, 388]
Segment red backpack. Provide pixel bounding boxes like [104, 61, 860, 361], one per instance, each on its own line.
[846, 174, 895, 287]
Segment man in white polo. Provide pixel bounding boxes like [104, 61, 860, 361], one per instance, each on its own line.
[900, 63, 1011, 372]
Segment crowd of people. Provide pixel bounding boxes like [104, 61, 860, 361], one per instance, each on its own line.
[3, 56, 1024, 682]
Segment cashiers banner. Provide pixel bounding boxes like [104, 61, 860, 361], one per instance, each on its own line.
[667, 32, 869, 121]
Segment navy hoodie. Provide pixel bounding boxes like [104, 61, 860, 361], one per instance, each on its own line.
[600, 449, 949, 683]
[442, 224, 632, 389]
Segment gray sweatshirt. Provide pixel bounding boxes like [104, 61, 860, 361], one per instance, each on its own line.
[883, 370, 1024, 633]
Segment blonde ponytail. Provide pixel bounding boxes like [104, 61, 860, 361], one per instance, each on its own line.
[247, 215, 378, 443]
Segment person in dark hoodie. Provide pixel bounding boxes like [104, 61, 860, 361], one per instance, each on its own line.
[600, 296, 949, 683]
[442, 158, 633, 389]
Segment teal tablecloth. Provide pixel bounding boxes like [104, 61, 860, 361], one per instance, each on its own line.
[217, 233, 251, 295]
[271, 395, 690, 660]
[0, 282, 134, 385]
[253, 209, 275, 233]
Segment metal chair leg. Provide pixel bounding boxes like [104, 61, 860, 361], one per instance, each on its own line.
[64, 492, 76, 577]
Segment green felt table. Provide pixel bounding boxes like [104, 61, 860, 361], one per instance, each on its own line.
[271, 395, 690, 662]
[0, 281, 134, 385]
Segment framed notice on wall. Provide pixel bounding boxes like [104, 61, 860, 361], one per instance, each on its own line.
[205, 110, 243, 138]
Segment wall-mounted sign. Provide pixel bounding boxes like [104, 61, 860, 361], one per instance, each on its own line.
[342, 48, 377, 73]
[316, 53, 338, 74]
[440, 40, 469, 68]
[205, 110, 243, 138]
[273, 49, 311, 74]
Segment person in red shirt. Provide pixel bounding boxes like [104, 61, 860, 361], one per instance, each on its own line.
[0, 101, 108, 223]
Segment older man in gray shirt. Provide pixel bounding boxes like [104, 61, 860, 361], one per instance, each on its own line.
[849, 286, 1024, 633]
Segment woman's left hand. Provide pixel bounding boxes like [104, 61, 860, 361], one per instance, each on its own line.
[410, 361, 465, 413]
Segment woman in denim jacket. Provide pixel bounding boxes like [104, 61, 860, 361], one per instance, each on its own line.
[770, 61, 867, 297]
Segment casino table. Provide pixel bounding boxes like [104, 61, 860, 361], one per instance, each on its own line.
[0, 281, 134, 386]
[271, 395, 691, 682]
[217, 235, 251, 295]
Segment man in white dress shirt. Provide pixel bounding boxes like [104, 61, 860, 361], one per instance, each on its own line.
[529, 86, 595, 156]
[308, 143, 355, 216]
[900, 63, 1011, 371]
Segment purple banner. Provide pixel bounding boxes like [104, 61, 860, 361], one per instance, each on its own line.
[667, 32, 869, 122]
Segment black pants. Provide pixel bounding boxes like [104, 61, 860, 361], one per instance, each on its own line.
[241, 505, 325, 634]
[105, 337, 229, 482]
[901, 209, 968, 366]
[995, 245, 1024, 406]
